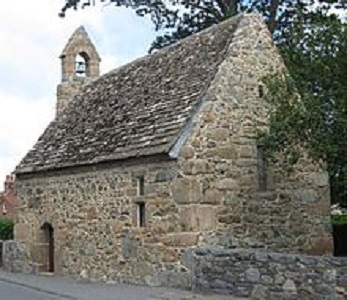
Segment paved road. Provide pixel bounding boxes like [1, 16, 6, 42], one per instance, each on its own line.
[0, 281, 66, 300]
[0, 270, 246, 300]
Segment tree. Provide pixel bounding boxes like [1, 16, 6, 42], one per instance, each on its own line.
[60, 1, 347, 51]
[260, 12, 347, 206]
[0, 219, 14, 240]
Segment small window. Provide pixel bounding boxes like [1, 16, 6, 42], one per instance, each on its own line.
[257, 145, 267, 192]
[137, 176, 145, 196]
[137, 202, 146, 227]
[258, 85, 264, 98]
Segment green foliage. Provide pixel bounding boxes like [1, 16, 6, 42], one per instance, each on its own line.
[0, 219, 14, 240]
[259, 15, 347, 206]
[332, 215, 347, 226]
[258, 75, 304, 173]
[60, 1, 347, 51]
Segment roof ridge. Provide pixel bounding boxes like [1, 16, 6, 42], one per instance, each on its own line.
[88, 14, 245, 87]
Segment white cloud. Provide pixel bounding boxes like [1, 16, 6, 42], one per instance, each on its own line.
[0, 91, 54, 178]
[0, 0, 155, 184]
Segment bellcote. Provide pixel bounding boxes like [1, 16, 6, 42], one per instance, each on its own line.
[60, 26, 101, 82]
[56, 26, 101, 119]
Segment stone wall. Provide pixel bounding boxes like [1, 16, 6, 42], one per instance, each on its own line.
[57, 77, 90, 119]
[2, 240, 33, 273]
[15, 157, 196, 285]
[192, 248, 347, 300]
[14, 146, 331, 285]
[174, 13, 332, 254]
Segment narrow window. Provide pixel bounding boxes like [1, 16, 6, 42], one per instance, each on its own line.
[257, 145, 267, 192]
[137, 176, 145, 196]
[258, 85, 264, 98]
[2, 203, 7, 215]
[137, 202, 146, 227]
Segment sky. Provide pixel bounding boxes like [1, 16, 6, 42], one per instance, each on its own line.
[0, 0, 157, 184]
[0, 1, 345, 187]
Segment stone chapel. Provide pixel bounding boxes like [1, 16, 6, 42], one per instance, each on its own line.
[12, 14, 332, 284]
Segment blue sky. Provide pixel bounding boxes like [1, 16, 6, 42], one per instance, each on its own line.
[0, 0, 157, 183]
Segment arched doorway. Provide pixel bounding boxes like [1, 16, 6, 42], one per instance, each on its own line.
[41, 223, 54, 273]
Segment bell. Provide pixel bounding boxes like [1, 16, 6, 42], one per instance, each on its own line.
[76, 61, 86, 75]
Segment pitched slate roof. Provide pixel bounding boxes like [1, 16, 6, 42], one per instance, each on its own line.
[16, 15, 242, 174]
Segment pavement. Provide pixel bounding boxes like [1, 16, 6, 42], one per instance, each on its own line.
[0, 270, 245, 300]
[0, 281, 65, 300]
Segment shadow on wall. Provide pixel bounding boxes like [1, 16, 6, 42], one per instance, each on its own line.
[333, 224, 347, 256]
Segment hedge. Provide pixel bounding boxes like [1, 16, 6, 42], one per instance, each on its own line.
[0, 219, 14, 240]
[332, 215, 347, 226]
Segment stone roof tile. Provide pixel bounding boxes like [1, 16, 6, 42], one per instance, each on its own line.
[16, 15, 242, 174]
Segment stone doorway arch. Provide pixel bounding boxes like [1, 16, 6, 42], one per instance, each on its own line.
[40, 223, 55, 273]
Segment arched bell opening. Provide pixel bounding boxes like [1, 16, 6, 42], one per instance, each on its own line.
[75, 52, 90, 77]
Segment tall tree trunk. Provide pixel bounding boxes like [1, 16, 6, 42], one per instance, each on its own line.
[217, 0, 239, 17]
[268, 0, 280, 33]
